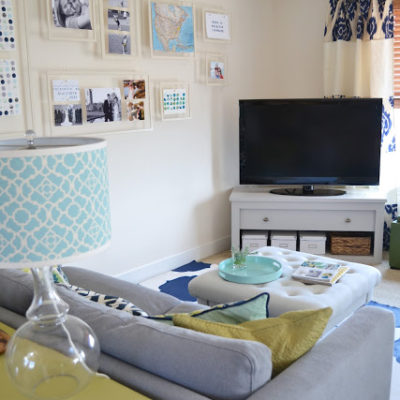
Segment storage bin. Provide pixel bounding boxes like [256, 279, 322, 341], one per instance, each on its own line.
[330, 233, 371, 256]
[299, 232, 326, 255]
[241, 231, 268, 252]
[270, 231, 297, 251]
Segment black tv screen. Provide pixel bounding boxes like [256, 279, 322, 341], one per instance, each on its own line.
[239, 98, 382, 186]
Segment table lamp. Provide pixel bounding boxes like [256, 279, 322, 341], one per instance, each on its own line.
[0, 134, 111, 400]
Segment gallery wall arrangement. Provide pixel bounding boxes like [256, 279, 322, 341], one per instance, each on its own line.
[0, 0, 232, 137]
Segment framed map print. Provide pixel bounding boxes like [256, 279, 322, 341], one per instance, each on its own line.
[203, 10, 231, 42]
[160, 82, 190, 120]
[149, 0, 195, 58]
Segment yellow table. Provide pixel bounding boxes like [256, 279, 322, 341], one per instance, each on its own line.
[0, 322, 150, 400]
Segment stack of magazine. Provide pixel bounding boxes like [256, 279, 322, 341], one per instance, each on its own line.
[292, 261, 349, 286]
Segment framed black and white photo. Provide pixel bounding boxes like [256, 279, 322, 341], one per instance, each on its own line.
[100, 0, 138, 58]
[108, 32, 131, 55]
[85, 87, 122, 123]
[107, 8, 130, 31]
[203, 10, 231, 42]
[54, 104, 82, 126]
[46, 0, 97, 41]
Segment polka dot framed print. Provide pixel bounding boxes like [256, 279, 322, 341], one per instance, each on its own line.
[0, 0, 16, 51]
[0, 58, 20, 117]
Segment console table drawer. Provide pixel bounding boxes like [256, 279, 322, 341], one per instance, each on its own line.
[240, 209, 375, 231]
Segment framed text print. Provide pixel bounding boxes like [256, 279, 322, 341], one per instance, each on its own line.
[149, 0, 195, 58]
[204, 10, 230, 42]
[160, 82, 190, 120]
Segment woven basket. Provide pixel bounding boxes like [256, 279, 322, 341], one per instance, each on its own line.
[330, 234, 371, 256]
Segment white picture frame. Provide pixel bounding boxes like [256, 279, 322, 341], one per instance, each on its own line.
[160, 82, 190, 120]
[149, 0, 195, 58]
[0, 1, 33, 138]
[100, 0, 140, 59]
[45, 0, 97, 42]
[203, 10, 231, 42]
[206, 54, 227, 85]
[44, 71, 152, 135]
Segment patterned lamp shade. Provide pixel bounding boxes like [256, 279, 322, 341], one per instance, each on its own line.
[0, 137, 111, 268]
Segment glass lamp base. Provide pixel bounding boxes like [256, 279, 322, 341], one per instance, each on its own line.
[5, 267, 100, 400]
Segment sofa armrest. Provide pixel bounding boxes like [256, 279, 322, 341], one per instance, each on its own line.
[247, 306, 395, 400]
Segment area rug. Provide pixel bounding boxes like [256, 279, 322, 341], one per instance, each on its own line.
[140, 260, 212, 302]
[140, 261, 400, 363]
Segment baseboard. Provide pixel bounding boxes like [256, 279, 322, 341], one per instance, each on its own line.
[117, 236, 230, 283]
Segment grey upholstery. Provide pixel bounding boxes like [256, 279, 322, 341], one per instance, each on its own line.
[0, 267, 395, 400]
[0, 268, 272, 400]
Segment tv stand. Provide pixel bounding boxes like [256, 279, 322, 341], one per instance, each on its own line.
[270, 185, 346, 196]
[230, 186, 386, 264]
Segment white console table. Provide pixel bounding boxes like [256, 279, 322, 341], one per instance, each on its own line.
[230, 187, 386, 265]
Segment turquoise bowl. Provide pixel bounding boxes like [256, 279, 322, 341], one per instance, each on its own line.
[218, 255, 282, 284]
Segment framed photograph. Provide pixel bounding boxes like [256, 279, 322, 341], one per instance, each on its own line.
[84, 88, 122, 123]
[206, 54, 227, 85]
[107, 9, 130, 31]
[46, 0, 97, 41]
[54, 104, 83, 126]
[108, 32, 131, 54]
[149, 0, 195, 58]
[123, 79, 146, 121]
[108, 0, 129, 7]
[160, 82, 190, 120]
[203, 10, 231, 42]
[100, 0, 138, 58]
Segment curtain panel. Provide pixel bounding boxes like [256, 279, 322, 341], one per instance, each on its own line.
[324, 0, 398, 250]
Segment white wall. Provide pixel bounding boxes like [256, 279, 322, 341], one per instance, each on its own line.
[8, 0, 327, 280]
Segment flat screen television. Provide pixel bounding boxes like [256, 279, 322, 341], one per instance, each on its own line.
[239, 98, 382, 196]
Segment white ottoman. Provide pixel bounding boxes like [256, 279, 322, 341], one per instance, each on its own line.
[189, 246, 382, 332]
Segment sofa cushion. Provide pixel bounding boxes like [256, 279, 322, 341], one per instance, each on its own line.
[173, 307, 332, 376]
[0, 268, 272, 400]
[149, 292, 270, 325]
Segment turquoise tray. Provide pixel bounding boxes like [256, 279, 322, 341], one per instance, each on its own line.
[218, 255, 282, 284]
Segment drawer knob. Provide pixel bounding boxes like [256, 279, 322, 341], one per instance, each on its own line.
[345, 218, 351, 223]
[263, 217, 269, 222]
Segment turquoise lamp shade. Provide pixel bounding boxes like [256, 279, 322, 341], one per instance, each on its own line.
[0, 136, 111, 400]
[0, 137, 111, 268]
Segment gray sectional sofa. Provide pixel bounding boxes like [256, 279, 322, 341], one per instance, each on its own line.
[0, 266, 395, 400]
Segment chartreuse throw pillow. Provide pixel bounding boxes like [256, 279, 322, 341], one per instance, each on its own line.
[173, 307, 332, 376]
[148, 292, 270, 325]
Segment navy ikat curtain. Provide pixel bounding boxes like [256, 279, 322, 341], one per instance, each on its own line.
[324, 0, 398, 250]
